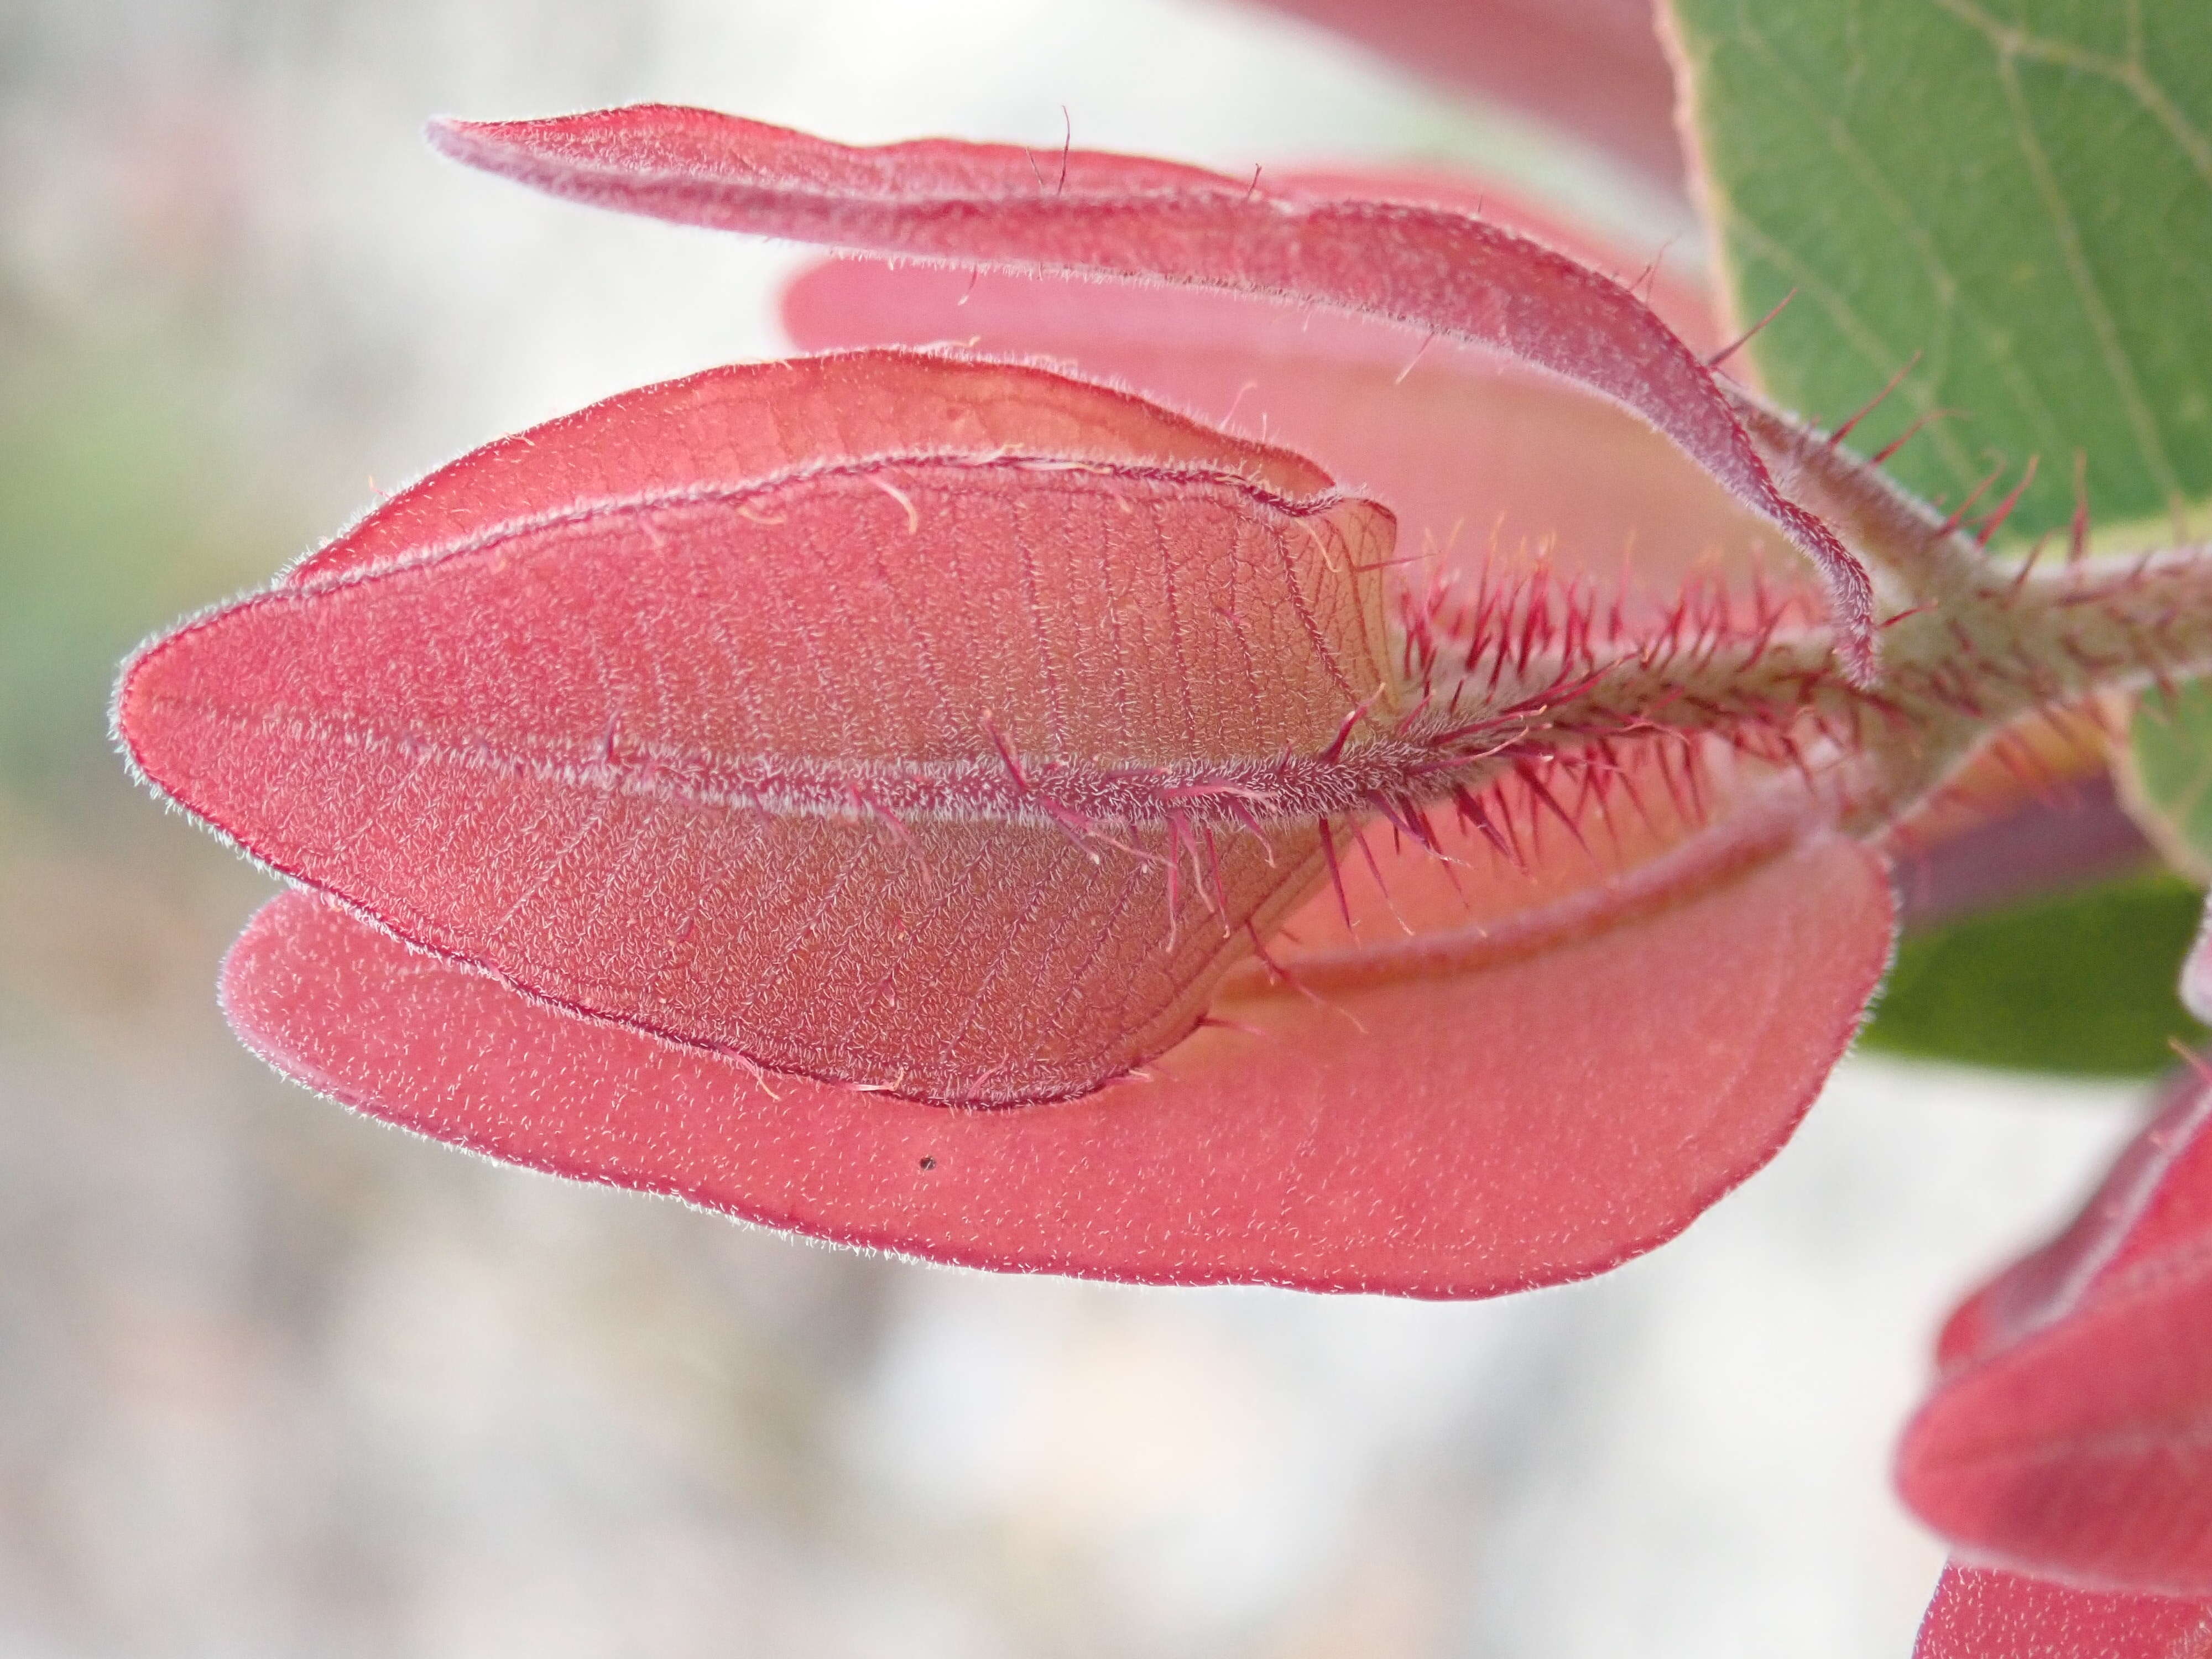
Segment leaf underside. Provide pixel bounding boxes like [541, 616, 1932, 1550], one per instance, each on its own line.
[116, 115, 1934, 1293]
[425, 103, 1877, 676]
[1913, 1563, 2212, 1659]
[1900, 1076, 2212, 1593]
[1250, 0, 1686, 186]
[221, 825, 1890, 1298]
[778, 254, 1782, 613]
[119, 352, 1396, 1105]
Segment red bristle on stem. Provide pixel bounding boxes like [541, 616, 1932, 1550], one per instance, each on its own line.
[1515, 759, 1593, 857]
[1317, 817, 1352, 926]
[1349, 824, 1400, 925]
[2067, 456, 2094, 562]
[1239, 917, 1325, 1008]
[1937, 465, 2007, 537]
[1706, 287, 1797, 369]
[1161, 815, 1186, 945]
[1828, 352, 1921, 447]
[2006, 534, 2049, 598]
[1871, 407, 1961, 466]
[982, 709, 1030, 791]
[1973, 456, 2039, 549]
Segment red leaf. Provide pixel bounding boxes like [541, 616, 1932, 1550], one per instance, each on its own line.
[779, 256, 1760, 609]
[424, 105, 1874, 680]
[770, 170, 1834, 945]
[219, 811, 1890, 1297]
[1900, 1074, 2212, 1593]
[1913, 1563, 2212, 1659]
[1267, 165, 1718, 350]
[1244, 0, 1685, 189]
[784, 163, 1721, 358]
[117, 254, 1903, 1292]
[118, 351, 1401, 1106]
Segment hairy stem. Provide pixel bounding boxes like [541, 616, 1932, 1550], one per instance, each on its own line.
[1389, 540, 2212, 847]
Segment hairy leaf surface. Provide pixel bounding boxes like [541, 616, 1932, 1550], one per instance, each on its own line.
[1900, 1074, 2212, 1592]
[1914, 1563, 2212, 1659]
[118, 352, 1400, 1105]
[779, 253, 1764, 608]
[220, 820, 1890, 1297]
[426, 103, 1876, 676]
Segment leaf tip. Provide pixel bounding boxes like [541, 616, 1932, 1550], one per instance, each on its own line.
[423, 113, 501, 170]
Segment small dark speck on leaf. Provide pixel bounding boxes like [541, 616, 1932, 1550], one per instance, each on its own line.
[919, 1156, 936, 1170]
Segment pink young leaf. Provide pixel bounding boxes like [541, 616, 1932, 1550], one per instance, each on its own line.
[116, 262, 1911, 1291]
[780, 259, 1772, 619]
[1263, 165, 1718, 351]
[778, 245, 1750, 610]
[802, 160, 1724, 351]
[1913, 1563, 2212, 1659]
[290, 340, 1330, 585]
[118, 351, 1401, 1107]
[424, 105, 1875, 680]
[1899, 1074, 2212, 1593]
[770, 174, 1844, 943]
[220, 805, 1890, 1297]
[1244, 0, 1686, 188]
[1932, 1069, 2212, 1377]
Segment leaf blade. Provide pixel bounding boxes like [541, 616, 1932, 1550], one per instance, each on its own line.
[1900, 1075, 2212, 1592]
[117, 352, 1400, 1105]
[426, 103, 1877, 677]
[1667, 0, 2212, 544]
[1913, 1563, 2212, 1659]
[220, 822, 1893, 1297]
[779, 256, 1777, 610]
[1859, 870, 2205, 1077]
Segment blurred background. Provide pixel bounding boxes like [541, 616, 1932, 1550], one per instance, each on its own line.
[0, 1, 2161, 1653]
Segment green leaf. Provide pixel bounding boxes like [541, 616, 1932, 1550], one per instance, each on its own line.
[1860, 870, 2206, 1076]
[1665, 0, 2212, 548]
[1667, 0, 2212, 1071]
